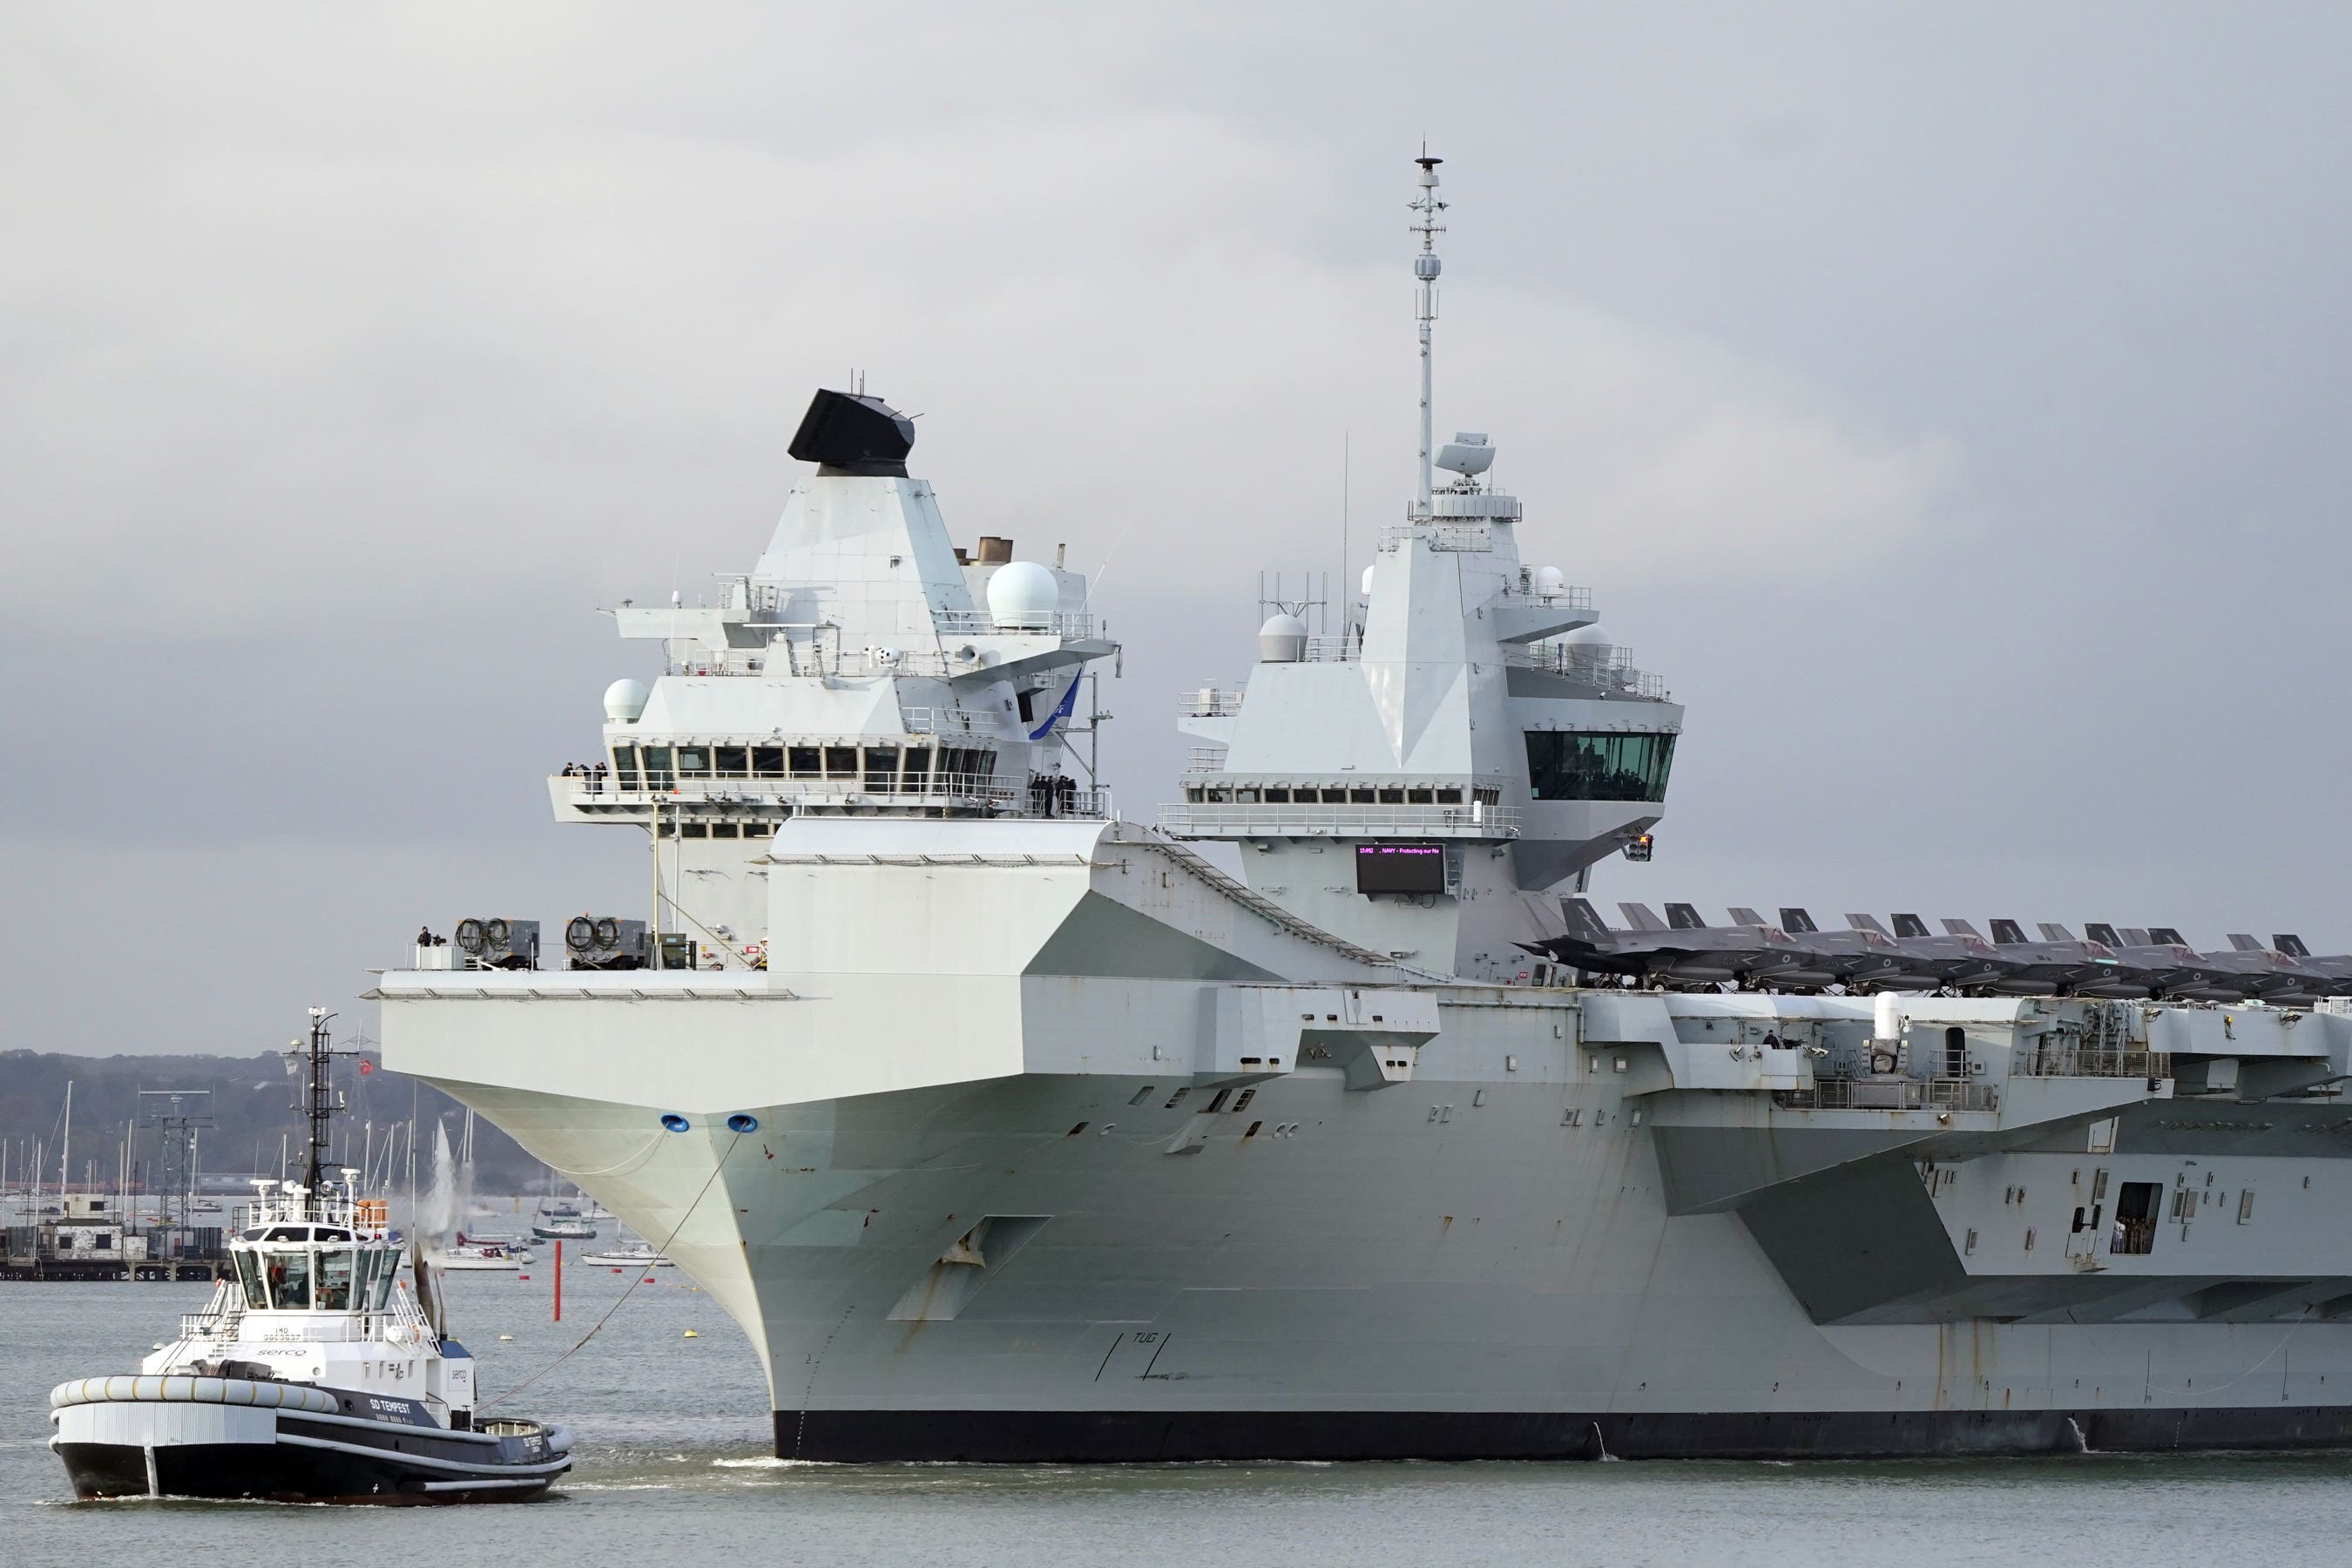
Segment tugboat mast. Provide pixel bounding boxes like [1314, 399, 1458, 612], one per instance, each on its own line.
[293, 1006, 348, 1199]
[1410, 149, 1446, 519]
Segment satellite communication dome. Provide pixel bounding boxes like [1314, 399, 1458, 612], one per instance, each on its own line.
[1360, 564, 1376, 597]
[603, 678, 650, 723]
[1257, 612, 1308, 663]
[1532, 565, 1565, 599]
[1562, 623, 1612, 647]
[986, 560, 1060, 630]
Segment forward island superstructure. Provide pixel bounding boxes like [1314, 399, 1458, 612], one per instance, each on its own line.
[379, 157, 2352, 1461]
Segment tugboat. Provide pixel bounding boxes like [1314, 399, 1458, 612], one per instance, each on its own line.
[47, 1008, 572, 1503]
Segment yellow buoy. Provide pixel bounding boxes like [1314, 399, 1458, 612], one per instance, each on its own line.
[683, 1328, 700, 1338]
[498, 1334, 514, 1341]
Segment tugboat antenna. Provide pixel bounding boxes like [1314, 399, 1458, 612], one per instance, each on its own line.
[293, 1006, 351, 1202]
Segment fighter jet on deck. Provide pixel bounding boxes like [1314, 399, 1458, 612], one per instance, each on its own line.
[1845, 914, 2013, 991]
[1537, 901, 1806, 990]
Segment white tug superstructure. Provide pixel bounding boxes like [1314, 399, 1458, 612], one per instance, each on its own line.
[381, 156, 2352, 1462]
[50, 1017, 571, 1502]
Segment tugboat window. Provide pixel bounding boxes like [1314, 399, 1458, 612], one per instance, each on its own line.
[267, 1248, 313, 1310]
[234, 1250, 267, 1309]
[373, 1256, 402, 1309]
[317, 1247, 355, 1311]
[1524, 731, 1676, 801]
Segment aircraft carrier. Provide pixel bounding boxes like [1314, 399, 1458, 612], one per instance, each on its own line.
[377, 155, 2352, 1460]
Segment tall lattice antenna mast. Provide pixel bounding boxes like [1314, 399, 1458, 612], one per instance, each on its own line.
[1409, 149, 1446, 519]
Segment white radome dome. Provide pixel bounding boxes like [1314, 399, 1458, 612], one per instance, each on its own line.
[603, 678, 650, 723]
[986, 560, 1060, 629]
[1562, 623, 1612, 647]
[1258, 612, 1308, 663]
[1532, 565, 1566, 599]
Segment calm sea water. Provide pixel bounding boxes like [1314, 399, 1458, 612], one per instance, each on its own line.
[7, 1272, 2352, 1565]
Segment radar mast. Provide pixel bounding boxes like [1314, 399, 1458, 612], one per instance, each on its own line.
[1409, 150, 1447, 519]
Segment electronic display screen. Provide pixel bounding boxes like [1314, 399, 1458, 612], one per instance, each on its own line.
[1355, 841, 1446, 895]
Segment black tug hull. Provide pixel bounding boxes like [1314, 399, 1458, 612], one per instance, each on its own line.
[57, 1436, 559, 1504]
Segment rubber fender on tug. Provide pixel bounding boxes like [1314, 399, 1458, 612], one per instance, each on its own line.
[48, 1375, 341, 1416]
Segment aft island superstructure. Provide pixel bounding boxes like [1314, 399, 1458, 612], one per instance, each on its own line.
[379, 156, 2352, 1461]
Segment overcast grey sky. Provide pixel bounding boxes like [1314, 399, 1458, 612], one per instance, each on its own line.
[3, 4, 2347, 1056]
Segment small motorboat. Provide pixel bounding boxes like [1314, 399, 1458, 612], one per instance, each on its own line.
[530, 1201, 597, 1241]
[579, 1241, 672, 1268]
[434, 1233, 529, 1271]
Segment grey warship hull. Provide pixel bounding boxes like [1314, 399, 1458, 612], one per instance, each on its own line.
[387, 896, 2352, 1464]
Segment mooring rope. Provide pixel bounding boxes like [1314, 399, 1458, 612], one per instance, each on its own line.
[475, 1129, 744, 1412]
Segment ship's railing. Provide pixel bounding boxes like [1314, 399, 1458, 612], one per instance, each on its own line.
[1159, 801, 1520, 840]
[933, 609, 1099, 639]
[1774, 1077, 2000, 1112]
[179, 1301, 242, 1342]
[1179, 689, 1246, 718]
[1504, 643, 1670, 700]
[901, 706, 984, 735]
[2013, 1047, 2172, 1080]
[1186, 747, 1227, 773]
[1301, 635, 1359, 662]
[667, 645, 962, 679]
[559, 772, 1111, 820]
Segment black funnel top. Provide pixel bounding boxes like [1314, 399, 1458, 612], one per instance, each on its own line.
[788, 388, 916, 476]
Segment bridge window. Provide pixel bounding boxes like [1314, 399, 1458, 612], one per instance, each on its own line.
[788, 747, 821, 778]
[1407, 787, 1433, 804]
[676, 747, 712, 777]
[711, 822, 739, 838]
[372, 1254, 401, 1309]
[902, 747, 931, 790]
[612, 744, 639, 791]
[641, 747, 674, 791]
[1435, 787, 1462, 804]
[864, 746, 900, 790]
[714, 745, 749, 776]
[752, 746, 784, 778]
[317, 1247, 355, 1310]
[234, 1250, 267, 1309]
[1321, 787, 1347, 804]
[1264, 787, 1290, 803]
[1524, 731, 1676, 801]
[2112, 1181, 2161, 1254]
[823, 746, 859, 779]
[1349, 787, 1375, 803]
[264, 1247, 313, 1309]
[1378, 787, 1403, 803]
